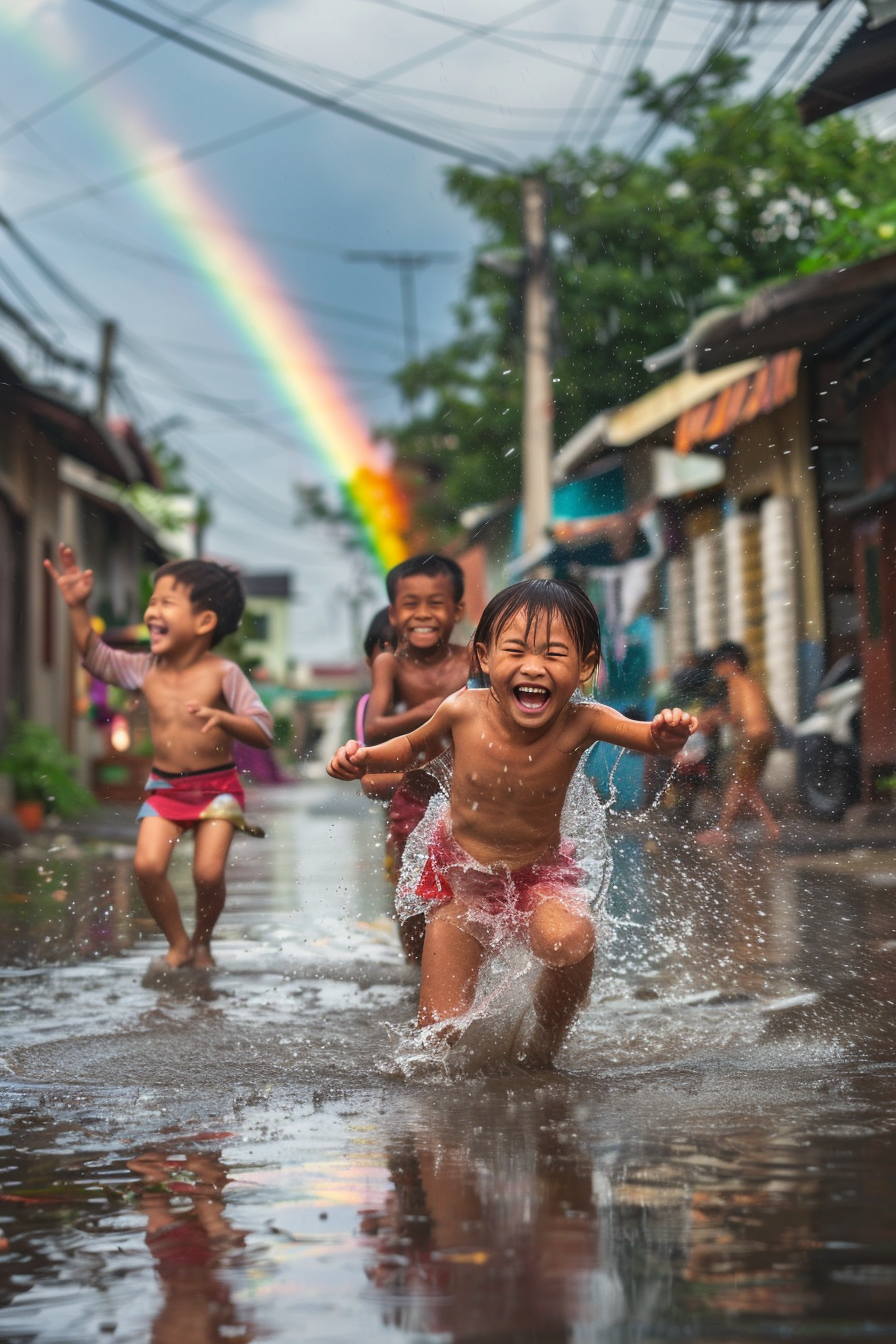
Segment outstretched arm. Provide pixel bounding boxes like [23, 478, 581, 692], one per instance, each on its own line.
[329, 696, 455, 781]
[43, 544, 94, 656]
[584, 703, 698, 757]
[364, 652, 443, 745]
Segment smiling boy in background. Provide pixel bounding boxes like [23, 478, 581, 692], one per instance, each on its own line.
[364, 554, 471, 960]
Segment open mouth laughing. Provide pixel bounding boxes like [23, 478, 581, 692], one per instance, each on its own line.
[512, 684, 552, 714]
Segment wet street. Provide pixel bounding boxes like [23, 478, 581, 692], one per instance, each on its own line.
[2, 783, 896, 1342]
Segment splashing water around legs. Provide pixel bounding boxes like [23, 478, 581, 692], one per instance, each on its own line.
[390, 755, 613, 1076]
[418, 914, 484, 1032]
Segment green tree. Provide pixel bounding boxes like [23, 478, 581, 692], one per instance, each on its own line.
[385, 52, 896, 534]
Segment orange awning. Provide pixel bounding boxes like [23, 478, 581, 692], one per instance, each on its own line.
[674, 348, 802, 454]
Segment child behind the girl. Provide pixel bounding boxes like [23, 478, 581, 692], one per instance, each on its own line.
[329, 578, 696, 1063]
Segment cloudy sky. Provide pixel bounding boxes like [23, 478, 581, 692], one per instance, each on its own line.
[0, 0, 872, 659]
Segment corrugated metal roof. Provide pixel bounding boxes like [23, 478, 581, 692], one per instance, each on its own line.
[553, 359, 763, 479]
[799, 16, 896, 124]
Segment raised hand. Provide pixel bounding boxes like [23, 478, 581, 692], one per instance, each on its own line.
[650, 706, 698, 756]
[43, 543, 93, 608]
[327, 739, 369, 780]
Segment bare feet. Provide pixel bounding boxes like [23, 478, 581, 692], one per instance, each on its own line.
[427, 1019, 462, 1047]
[163, 941, 194, 968]
[192, 941, 216, 970]
[512, 1020, 554, 1071]
[696, 828, 731, 848]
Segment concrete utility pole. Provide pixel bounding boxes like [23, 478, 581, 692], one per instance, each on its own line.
[521, 176, 554, 558]
[344, 250, 456, 362]
[96, 319, 118, 417]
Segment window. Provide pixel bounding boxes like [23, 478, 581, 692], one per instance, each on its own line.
[244, 610, 269, 641]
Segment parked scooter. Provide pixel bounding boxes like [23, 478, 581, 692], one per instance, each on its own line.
[795, 655, 862, 822]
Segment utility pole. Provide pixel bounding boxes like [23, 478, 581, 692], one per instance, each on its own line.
[344, 250, 456, 362]
[96, 319, 118, 418]
[520, 177, 554, 558]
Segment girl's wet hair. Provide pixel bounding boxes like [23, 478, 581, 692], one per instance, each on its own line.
[470, 579, 601, 679]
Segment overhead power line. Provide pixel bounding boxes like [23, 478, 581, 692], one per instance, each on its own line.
[0, 0, 229, 151]
[358, 0, 661, 78]
[0, 203, 379, 464]
[618, 5, 748, 166]
[0, 206, 103, 321]
[555, 0, 629, 147]
[589, 0, 677, 146]
[76, 0, 512, 171]
[18, 0, 565, 223]
[27, 215, 433, 346]
[345, 250, 458, 361]
[0, 285, 97, 378]
[0, 250, 67, 338]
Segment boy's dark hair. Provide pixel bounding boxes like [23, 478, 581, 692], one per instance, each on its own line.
[711, 640, 750, 670]
[153, 559, 245, 645]
[386, 553, 465, 604]
[363, 606, 395, 660]
[470, 579, 601, 680]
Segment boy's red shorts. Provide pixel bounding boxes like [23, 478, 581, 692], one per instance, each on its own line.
[137, 764, 264, 837]
[386, 772, 440, 862]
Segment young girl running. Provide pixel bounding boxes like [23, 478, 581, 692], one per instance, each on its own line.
[329, 579, 696, 1060]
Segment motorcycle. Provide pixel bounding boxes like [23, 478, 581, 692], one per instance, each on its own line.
[795, 654, 862, 822]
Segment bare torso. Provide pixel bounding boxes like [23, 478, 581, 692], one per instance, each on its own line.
[443, 689, 594, 868]
[725, 672, 775, 742]
[365, 643, 470, 752]
[392, 643, 470, 709]
[143, 658, 243, 772]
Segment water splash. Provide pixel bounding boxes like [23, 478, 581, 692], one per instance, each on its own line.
[388, 753, 613, 1077]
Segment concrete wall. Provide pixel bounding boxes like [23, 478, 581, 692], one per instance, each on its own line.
[693, 530, 726, 652]
[0, 399, 162, 783]
[666, 553, 694, 669]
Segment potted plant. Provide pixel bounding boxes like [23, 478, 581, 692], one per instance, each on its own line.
[0, 718, 96, 830]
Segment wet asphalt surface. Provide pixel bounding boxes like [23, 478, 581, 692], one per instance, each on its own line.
[2, 782, 896, 1342]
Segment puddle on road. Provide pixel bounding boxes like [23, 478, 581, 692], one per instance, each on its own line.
[2, 783, 896, 1341]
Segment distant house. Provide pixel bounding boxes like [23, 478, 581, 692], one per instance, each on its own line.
[548, 251, 896, 799]
[0, 343, 171, 770]
[242, 572, 293, 682]
[456, 248, 896, 802]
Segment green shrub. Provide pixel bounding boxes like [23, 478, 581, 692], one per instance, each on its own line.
[0, 718, 96, 818]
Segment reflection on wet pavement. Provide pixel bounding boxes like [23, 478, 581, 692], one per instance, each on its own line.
[2, 782, 896, 1340]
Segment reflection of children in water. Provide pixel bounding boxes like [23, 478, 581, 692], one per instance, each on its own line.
[128, 1149, 252, 1344]
[360, 1103, 621, 1339]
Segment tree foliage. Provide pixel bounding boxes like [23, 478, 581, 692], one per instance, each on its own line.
[384, 53, 896, 535]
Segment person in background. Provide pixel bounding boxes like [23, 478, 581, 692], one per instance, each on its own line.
[364, 555, 471, 961]
[696, 641, 781, 846]
[356, 607, 401, 802]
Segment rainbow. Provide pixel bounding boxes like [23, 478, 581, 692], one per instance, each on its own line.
[0, 8, 409, 572]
